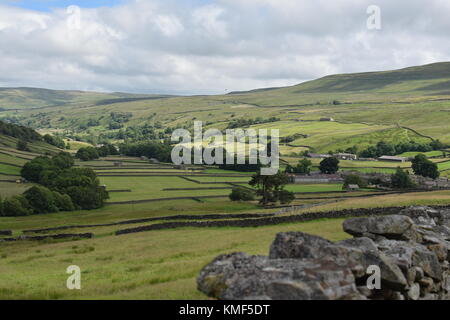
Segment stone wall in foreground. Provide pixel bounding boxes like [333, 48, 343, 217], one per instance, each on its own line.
[197, 206, 450, 300]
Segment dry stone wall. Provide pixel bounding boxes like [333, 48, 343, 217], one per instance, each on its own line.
[197, 206, 450, 300]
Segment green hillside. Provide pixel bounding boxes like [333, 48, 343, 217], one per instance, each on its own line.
[0, 87, 172, 110]
[1, 62, 449, 154]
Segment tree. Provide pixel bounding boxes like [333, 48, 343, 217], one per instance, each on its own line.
[278, 189, 296, 204]
[52, 152, 74, 169]
[411, 154, 440, 179]
[293, 158, 312, 174]
[319, 157, 340, 174]
[229, 187, 255, 201]
[76, 147, 99, 161]
[20, 156, 54, 183]
[52, 192, 75, 211]
[249, 171, 294, 206]
[17, 139, 29, 151]
[343, 174, 368, 189]
[2, 196, 31, 216]
[391, 168, 415, 189]
[43, 134, 66, 149]
[23, 186, 58, 214]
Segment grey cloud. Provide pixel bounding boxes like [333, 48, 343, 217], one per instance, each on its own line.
[0, 0, 449, 94]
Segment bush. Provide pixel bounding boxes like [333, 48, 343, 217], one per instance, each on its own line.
[229, 187, 255, 201]
[3, 196, 32, 217]
[277, 189, 295, 204]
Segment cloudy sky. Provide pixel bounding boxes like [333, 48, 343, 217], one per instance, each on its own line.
[0, 0, 449, 94]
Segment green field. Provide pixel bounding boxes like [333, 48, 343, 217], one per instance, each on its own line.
[0, 163, 21, 175]
[2, 189, 450, 299]
[101, 176, 233, 202]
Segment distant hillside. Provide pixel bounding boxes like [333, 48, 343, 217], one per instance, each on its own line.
[1, 61, 450, 153]
[230, 62, 450, 96]
[0, 120, 61, 155]
[291, 62, 450, 93]
[0, 87, 163, 110]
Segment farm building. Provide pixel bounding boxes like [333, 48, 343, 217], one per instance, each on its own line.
[293, 174, 344, 184]
[334, 153, 357, 160]
[378, 156, 407, 162]
[345, 184, 360, 192]
[307, 153, 331, 159]
[320, 117, 335, 122]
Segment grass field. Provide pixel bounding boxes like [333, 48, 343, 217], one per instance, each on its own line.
[0, 182, 31, 197]
[2, 189, 450, 299]
[101, 176, 234, 202]
[0, 218, 349, 300]
[0, 163, 21, 175]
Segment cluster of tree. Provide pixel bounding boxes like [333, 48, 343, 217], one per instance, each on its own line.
[357, 140, 446, 158]
[97, 144, 119, 157]
[0, 119, 41, 141]
[0, 186, 75, 217]
[97, 124, 167, 142]
[76, 147, 100, 161]
[108, 112, 132, 130]
[249, 171, 295, 206]
[285, 158, 312, 175]
[43, 134, 66, 149]
[75, 144, 119, 161]
[119, 141, 172, 162]
[226, 117, 280, 129]
[13, 152, 109, 216]
[280, 134, 307, 144]
[411, 154, 440, 179]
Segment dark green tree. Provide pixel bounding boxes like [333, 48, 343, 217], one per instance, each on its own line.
[229, 187, 255, 201]
[343, 174, 368, 189]
[319, 157, 340, 174]
[411, 154, 440, 179]
[17, 139, 29, 151]
[391, 168, 415, 189]
[249, 171, 294, 206]
[23, 186, 58, 214]
[3, 196, 31, 216]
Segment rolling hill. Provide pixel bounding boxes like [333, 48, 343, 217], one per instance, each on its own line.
[0, 62, 449, 154]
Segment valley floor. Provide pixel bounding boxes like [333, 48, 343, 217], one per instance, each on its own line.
[1, 153, 450, 299]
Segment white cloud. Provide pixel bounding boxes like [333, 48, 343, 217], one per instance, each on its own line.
[0, 0, 449, 94]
